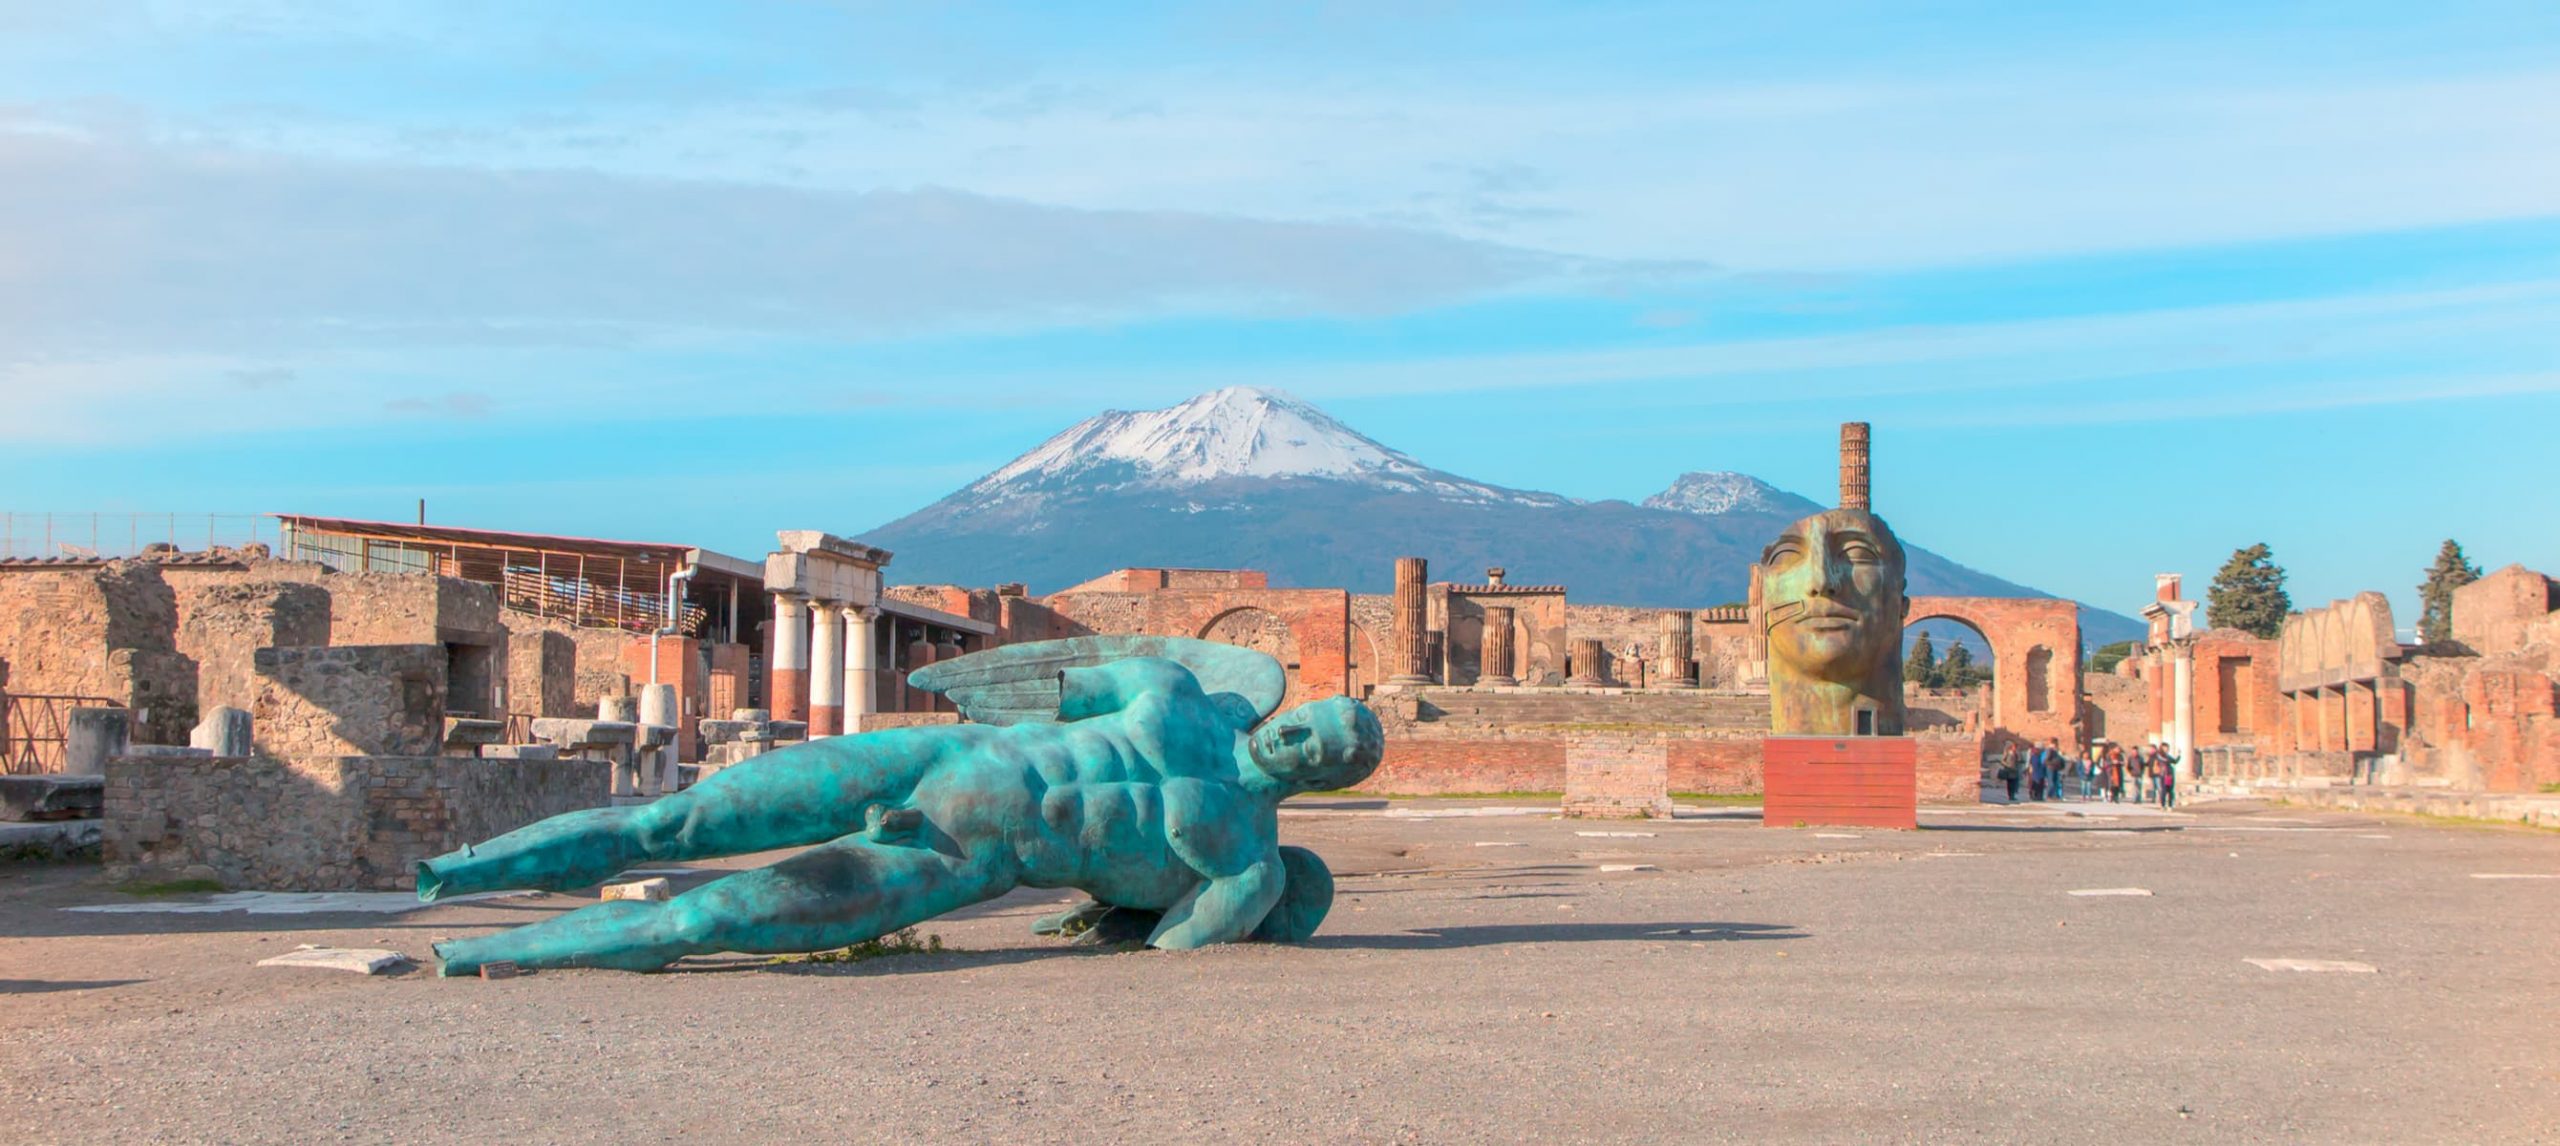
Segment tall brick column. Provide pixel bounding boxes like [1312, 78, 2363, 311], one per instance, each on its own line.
[1839, 421, 1871, 510]
[1656, 610, 1696, 688]
[1479, 606, 1518, 687]
[1389, 556, 1433, 684]
[809, 600, 844, 737]
[1568, 637, 1608, 687]
[769, 592, 811, 724]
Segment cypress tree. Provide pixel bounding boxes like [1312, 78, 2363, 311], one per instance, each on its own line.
[2416, 539, 2481, 644]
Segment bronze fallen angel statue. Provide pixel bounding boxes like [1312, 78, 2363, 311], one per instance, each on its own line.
[418, 636, 1383, 975]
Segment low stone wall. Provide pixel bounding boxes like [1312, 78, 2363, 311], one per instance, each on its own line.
[859, 712, 963, 732]
[103, 752, 610, 890]
[1363, 730, 1987, 801]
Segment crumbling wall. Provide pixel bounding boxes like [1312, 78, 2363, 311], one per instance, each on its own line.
[0, 563, 196, 743]
[250, 645, 446, 758]
[173, 579, 332, 714]
[102, 752, 609, 890]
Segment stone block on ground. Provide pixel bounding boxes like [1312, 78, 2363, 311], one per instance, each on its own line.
[596, 696, 641, 723]
[257, 946, 412, 974]
[601, 877, 671, 902]
[64, 707, 132, 775]
[0, 774, 105, 821]
[729, 708, 771, 723]
[528, 718, 638, 748]
[766, 720, 808, 741]
[696, 719, 758, 746]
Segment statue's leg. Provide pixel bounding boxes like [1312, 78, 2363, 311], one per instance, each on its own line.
[417, 729, 954, 901]
[431, 834, 1007, 975]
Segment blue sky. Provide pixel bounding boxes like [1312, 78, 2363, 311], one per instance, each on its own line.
[0, 1, 2554, 629]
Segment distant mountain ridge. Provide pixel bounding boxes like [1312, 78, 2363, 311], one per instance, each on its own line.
[862, 388, 2144, 647]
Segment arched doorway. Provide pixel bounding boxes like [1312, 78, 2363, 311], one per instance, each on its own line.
[1904, 596, 2083, 749]
[1902, 617, 1997, 734]
[1199, 607, 1302, 707]
[1344, 622, 1382, 701]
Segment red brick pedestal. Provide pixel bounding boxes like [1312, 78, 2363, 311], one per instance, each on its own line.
[1762, 736, 1918, 830]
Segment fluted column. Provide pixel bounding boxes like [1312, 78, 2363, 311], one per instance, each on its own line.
[1479, 606, 1518, 686]
[844, 606, 879, 732]
[809, 600, 845, 737]
[1657, 610, 1696, 688]
[1568, 637, 1607, 686]
[769, 592, 810, 723]
[1389, 556, 1433, 684]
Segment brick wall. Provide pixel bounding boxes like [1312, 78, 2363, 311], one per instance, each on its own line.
[1361, 726, 1986, 801]
[102, 752, 610, 890]
[174, 579, 332, 715]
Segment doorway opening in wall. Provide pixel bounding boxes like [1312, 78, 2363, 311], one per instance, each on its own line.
[1901, 618, 1994, 734]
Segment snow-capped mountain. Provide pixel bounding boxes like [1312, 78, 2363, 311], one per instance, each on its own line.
[1643, 471, 1821, 517]
[858, 388, 2144, 646]
[960, 387, 1569, 510]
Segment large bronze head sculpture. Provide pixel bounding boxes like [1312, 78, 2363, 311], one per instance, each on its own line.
[1759, 506, 1907, 736]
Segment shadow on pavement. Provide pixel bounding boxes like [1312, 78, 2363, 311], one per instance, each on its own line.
[0, 978, 146, 994]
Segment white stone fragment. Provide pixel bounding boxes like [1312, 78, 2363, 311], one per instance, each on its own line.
[601, 877, 672, 902]
[1471, 841, 1526, 848]
[1812, 833, 1861, 839]
[2068, 888, 2154, 897]
[2469, 873, 2560, 880]
[1597, 864, 1660, 873]
[2245, 958, 2376, 974]
[1576, 831, 1657, 838]
[257, 946, 411, 974]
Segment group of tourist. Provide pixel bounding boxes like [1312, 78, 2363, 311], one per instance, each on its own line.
[1994, 739, 2180, 808]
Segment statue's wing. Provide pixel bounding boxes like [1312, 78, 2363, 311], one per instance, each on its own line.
[907, 635, 1287, 727]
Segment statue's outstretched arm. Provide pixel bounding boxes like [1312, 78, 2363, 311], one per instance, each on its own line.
[1148, 775, 1285, 949]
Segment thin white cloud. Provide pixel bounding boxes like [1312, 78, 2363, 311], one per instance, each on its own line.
[0, 124, 1612, 360]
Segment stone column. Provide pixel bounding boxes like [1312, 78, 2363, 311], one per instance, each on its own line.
[769, 592, 811, 724]
[1656, 610, 1696, 688]
[1568, 637, 1608, 687]
[64, 707, 130, 776]
[1839, 422, 1871, 511]
[809, 601, 845, 737]
[189, 706, 253, 756]
[1479, 606, 1518, 686]
[1389, 556, 1433, 685]
[2171, 648, 2194, 776]
[844, 606, 879, 733]
[637, 682, 679, 796]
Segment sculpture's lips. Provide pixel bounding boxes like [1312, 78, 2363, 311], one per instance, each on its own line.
[1786, 607, 1863, 629]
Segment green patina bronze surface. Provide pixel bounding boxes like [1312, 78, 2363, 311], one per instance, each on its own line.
[1758, 507, 1909, 736]
[420, 637, 1383, 976]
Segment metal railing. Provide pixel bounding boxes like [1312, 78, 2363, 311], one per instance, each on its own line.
[0, 513, 277, 560]
[3, 694, 122, 774]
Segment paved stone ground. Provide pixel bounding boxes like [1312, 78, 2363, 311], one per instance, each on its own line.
[2, 797, 2555, 1144]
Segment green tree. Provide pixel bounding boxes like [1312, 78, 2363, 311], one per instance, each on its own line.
[1938, 639, 1987, 690]
[1903, 630, 1937, 685]
[2088, 639, 2136, 674]
[2207, 543, 2291, 638]
[2416, 539, 2481, 645]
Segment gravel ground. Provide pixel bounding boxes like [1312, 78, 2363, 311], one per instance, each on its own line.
[2, 796, 2554, 1144]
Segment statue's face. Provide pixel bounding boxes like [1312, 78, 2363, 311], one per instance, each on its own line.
[1249, 697, 1384, 792]
[1759, 508, 1906, 685]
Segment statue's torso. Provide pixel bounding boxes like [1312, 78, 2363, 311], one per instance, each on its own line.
[906, 692, 1254, 908]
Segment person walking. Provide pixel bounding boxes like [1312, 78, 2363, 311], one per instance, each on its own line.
[1997, 743, 2022, 803]
[2102, 747, 2123, 803]
[2027, 741, 2048, 802]
[2156, 753, 2178, 810]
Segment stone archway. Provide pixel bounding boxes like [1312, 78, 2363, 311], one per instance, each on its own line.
[1344, 622, 1382, 701]
[1905, 596, 2082, 747]
[1199, 606, 1302, 707]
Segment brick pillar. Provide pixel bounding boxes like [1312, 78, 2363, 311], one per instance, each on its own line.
[770, 592, 810, 724]
[1479, 606, 1518, 686]
[2346, 679, 2378, 753]
[1839, 422, 1871, 511]
[809, 601, 844, 737]
[1568, 637, 1607, 686]
[1656, 610, 1696, 688]
[1389, 556, 1433, 684]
